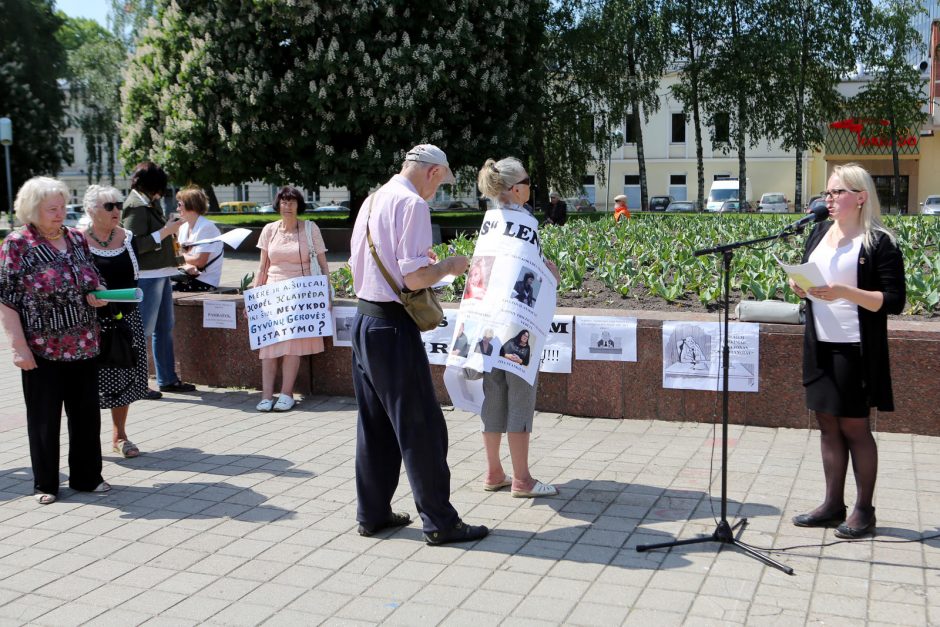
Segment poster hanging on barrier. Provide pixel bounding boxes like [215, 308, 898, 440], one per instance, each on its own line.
[422, 309, 460, 365]
[243, 276, 333, 350]
[202, 300, 237, 329]
[575, 315, 638, 362]
[662, 321, 760, 392]
[539, 315, 573, 373]
[331, 306, 357, 347]
[444, 208, 557, 387]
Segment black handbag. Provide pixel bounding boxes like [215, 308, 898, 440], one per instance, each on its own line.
[171, 252, 221, 292]
[98, 307, 136, 369]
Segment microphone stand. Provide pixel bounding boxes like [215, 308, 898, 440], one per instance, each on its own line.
[635, 223, 810, 576]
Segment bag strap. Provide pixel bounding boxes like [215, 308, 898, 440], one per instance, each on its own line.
[196, 251, 222, 272]
[365, 195, 404, 297]
[304, 220, 319, 276]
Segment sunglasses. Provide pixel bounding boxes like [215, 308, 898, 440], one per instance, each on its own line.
[513, 177, 531, 187]
[102, 202, 123, 212]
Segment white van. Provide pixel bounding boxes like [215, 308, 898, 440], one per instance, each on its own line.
[705, 178, 751, 212]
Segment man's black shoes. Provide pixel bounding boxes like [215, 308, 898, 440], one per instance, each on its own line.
[159, 381, 196, 393]
[358, 512, 412, 537]
[424, 520, 489, 546]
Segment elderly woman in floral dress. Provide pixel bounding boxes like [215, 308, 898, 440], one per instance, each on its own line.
[0, 177, 110, 504]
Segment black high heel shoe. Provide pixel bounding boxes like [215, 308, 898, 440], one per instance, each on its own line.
[834, 508, 876, 539]
[792, 506, 847, 528]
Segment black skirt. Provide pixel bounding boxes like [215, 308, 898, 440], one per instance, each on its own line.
[805, 342, 870, 418]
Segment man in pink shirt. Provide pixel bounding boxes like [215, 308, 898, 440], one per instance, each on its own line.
[348, 144, 489, 546]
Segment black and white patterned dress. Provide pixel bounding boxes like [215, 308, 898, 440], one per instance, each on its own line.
[89, 231, 148, 409]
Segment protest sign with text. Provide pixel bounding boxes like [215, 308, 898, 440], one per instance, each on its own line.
[243, 276, 333, 350]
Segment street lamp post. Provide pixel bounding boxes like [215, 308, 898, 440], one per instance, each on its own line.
[0, 117, 12, 229]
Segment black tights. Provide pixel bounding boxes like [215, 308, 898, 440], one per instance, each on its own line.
[813, 412, 878, 526]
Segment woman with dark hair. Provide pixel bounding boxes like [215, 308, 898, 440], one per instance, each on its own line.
[0, 177, 110, 503]
[512, 272, 536, 306]
[121, 161, 190, 398]
[253, 186, 330, 412]
[175, 186, 224, 292]
[789, 163, 906, 539]
[475, 157, 561, 499]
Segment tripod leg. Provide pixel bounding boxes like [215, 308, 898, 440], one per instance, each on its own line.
[636, 534, 714, 553]
[729, 539, 794, 575]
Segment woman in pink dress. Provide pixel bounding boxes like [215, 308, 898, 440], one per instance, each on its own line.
[253, 186, 330, 411]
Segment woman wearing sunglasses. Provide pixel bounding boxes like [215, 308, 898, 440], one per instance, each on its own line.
[789, 163, 906, 539]
[83, 185, 182, 458]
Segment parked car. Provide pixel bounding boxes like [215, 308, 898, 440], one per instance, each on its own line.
[310, 203, 347, 212]
[64, 211, 83, 227]
[715, 200, 742, 213]
[648, 195, 674, 211]
[758, 193, 788, 213]
[803, 194, 823, 212]
[664, 201, 696, 213]
[920, 195, 940, 216]
[429, 200, 475, 212]
[218, 201, 259, 213]
[258, 203, 276, 213]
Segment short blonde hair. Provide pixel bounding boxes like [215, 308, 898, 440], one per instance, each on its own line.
[82, 185, 123, 217]
[176, 186, 209, 215]
[14, 176, 69, 226]
[477, 157, 526, 202]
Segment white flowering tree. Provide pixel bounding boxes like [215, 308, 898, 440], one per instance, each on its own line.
[121, 1, 536, 213]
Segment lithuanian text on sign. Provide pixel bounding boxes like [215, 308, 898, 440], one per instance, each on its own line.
[243, 276, 333, 350]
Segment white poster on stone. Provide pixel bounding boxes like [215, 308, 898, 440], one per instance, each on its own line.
[662, 321, 759, 392]
[243, 275, 333, 350]
[539, 315, 573, 373]
[331, 306, 357, 347]
[422, 309, 460, 365]
[444, 208, 557, 386]
[202, 300, 237, 329]
[443, 366, 484, 414]
[575, 315, 638, 362]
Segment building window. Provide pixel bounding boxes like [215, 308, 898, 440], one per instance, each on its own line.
[713, 113, 730, 144]
[623, 175, 640, 209]
[671, 113, 686, 143]
[669, 174, 687, 201]
[625, 113, 640, 144]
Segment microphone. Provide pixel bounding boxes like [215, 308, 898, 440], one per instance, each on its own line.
[788, 203, 829, 231]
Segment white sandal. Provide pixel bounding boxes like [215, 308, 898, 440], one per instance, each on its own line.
[256, 398, 275, 412]
[35, 493, 56, 505]
[511, 481, 558, 498]
[273, 394, 295, 412]
[92, 481, 111, 493]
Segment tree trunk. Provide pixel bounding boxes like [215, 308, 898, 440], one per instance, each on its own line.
[687, 26, 705, 211]
[205, 185, 220, 213]
[531, 115, 549, 215]
[347, 187, 369, 226]
[633, 101, 648, 211]
[888, 112, 903, 214]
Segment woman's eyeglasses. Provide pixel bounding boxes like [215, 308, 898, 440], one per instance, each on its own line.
[102, 202, 123, 211]
[822, 188, 860, 200]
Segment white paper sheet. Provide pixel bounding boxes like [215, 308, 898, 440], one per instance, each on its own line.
[574, 315, 638, 362]
[186, 227, 252, 249]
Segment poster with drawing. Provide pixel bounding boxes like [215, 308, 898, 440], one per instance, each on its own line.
[575, 315, 638, 362]
[539, 315, 573, 373]
[331, 306, 357, 347]
[662, 321, 760, 392]
[444, 208, 557, 387]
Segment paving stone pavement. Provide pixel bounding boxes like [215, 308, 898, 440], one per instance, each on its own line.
[1, 337, 939, 625]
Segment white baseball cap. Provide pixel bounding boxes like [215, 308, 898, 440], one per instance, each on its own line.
[404, 144, 456, 184]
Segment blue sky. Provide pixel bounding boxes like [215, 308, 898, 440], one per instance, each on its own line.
[55, 0, 110, 27]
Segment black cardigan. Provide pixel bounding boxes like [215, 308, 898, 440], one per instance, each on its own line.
[801, 220, 906, 411]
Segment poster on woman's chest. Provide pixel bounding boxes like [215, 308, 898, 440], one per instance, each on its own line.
[243, 276, 333, 350]
[444, 209, 556, 386]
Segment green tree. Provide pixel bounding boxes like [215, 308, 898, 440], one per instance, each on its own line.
[852, 0, 928, 213]
[107, 0, 157, 52]
[57, 15, 125, 185]
[758, 0, 859, 211]
[121, 1, 536, 218]
[667, 0, 721, 211]
[0, 0, 69, 207]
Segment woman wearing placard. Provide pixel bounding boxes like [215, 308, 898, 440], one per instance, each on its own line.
[475, 158, 560, 498]
[253, 186, 329, 412]
[788, 163, 905, 539]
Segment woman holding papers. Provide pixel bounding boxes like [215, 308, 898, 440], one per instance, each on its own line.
[476, 158, 561, 498]
[789, 163, 905, 539]
[175, 187, 224, 292]
[84, 185, 168, 459]
[0, 177, 110, 504]
[253, 186, 329, 412]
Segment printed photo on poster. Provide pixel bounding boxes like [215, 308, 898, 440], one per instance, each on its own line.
[662, 321, 760, 392]
[463, 256, 495, 301]
[511, 267, 541, 307]
[575, 316, 638, 362]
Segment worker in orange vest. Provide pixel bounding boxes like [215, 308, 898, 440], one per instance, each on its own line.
[613, 194, 631, 222]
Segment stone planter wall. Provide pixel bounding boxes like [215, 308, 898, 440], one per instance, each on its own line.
[170, 293, 940, 435]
